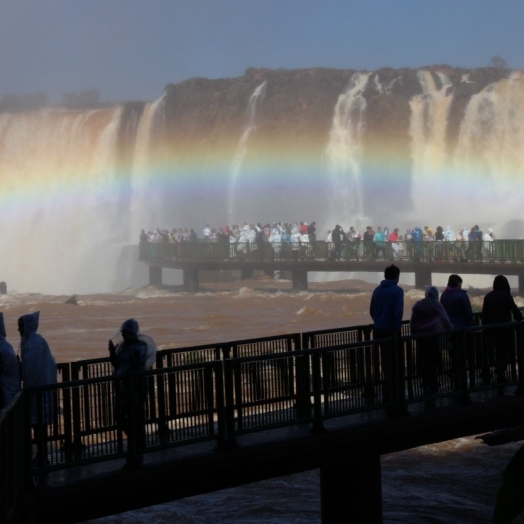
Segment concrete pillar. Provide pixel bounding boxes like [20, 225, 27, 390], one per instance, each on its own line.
[149, 266, 162, 286]
[183, 268, 199, 292]
[292, 268, 308, 291]
[320, 453, 382, 523]
[241, 268, 254, 280]
[414, 268, 432, 290]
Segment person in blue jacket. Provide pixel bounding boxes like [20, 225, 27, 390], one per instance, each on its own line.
[370, 265, 404, 338]
[440, 274, 474, 329]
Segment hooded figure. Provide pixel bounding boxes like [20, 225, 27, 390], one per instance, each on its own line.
[19, 311, 56, 424]
[108, 318, 155, 376]
[0, 312, 20, 409]
[411, 287, 453, 334]
[108, 319, 155, 441]
[482, 276, 523, 391]
[411, 287, 453, 396]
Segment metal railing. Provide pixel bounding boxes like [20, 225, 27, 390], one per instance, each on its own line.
[139, 239, 524, 264]
[0, 393, 31, 524]
[2, 316, 524, 524]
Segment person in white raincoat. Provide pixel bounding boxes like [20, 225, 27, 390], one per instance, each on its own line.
[19, 311, 56, 425]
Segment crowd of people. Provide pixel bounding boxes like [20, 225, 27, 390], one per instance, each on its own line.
[140, 222, 497, 262]
[370, 265, 522, 398]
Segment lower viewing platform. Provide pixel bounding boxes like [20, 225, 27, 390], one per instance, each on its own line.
[3, 319, 524, 523]
[139, 239, 524, 292]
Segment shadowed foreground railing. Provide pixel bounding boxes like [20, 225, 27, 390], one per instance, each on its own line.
[5, 319, 518, 475]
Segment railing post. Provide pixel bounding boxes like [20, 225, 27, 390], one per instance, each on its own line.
[223, 356, 237, 448]
[311, 349, 324, 433]
[515, 321, 524, 394]
[124, 374, 144, 470]
[455, 329, 471, 404]
[295, 351, 312, 419]
[390, 336, 408, 417]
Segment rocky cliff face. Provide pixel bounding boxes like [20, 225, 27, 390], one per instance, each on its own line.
[0, 65, 522, 293]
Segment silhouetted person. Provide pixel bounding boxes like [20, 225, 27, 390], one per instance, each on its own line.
[411, 286, 453, 395]
[19, 311, 56, 464]
[482, 275, 523, 394]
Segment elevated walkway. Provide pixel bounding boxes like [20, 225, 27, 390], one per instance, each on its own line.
[138, 240, 524, 292]
[3, 320, 524, 523]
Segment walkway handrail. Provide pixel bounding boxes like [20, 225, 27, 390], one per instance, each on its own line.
[139, 239, 524, 264]
[8, 318, 521, 475]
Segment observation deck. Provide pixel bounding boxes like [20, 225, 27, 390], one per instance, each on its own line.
[3, 319, 524, 523]
[139, 239, 524, 292]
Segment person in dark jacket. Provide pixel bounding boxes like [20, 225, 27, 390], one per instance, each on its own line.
[370, 265, 404, 407]
[482, 275, 523, 392]
[440, 275, 474, 328]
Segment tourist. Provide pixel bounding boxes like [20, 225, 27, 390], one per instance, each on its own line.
[374, 226, 387, 261]
[108, 319, 156, 441]
[0, 312, 20, 409]
[331, 225, 343, 261]
[370, 265, 404, 339]
[370, 265, 404, 408]
[363, 226, 375, 261]
[482, 275, 523, 393]
[19, 311, 57, 464]
[440, 275, 474, 328]
[410, 286, 453, 395]
[388, 228, 402, 261]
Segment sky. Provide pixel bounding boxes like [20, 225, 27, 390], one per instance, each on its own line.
[1, 0, 524, 104]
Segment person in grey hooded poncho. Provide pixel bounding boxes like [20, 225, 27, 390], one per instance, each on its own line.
[108, 319, 156, 442]
[19, 311, 56, 424]
[411, 286, 453, 396]
[0, 312, 20, 409]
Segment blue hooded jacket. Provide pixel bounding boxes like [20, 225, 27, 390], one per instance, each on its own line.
[370, 279, 404, 332]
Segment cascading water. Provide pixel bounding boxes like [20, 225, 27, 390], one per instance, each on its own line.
[325, 72, 371, 230]
[3, 66, 524, 295]
[409, 70, 454, 224]
[227, 81, 266, 225]
[0, 108, 127, 294]
[453, 71, 524, 231]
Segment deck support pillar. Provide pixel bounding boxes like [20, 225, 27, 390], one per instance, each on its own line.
[149, 266, 162, 286]
[183, 268, 199, 292]
[292, 268, 308, 291]
[414, 268, 432, 290]
[320, 452, 382, 523]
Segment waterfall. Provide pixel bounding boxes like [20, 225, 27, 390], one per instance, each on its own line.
[453, 72, 524, 228]
[0, 107, 128, 294]
[129, 97, 165, 234]
[227, 81, 266, 225]
[409, 70, 453, 222]
[325, 72, 371, 229]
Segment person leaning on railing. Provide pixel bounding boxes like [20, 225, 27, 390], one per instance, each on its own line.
[482, 275, 523, 395]
[108, 319, 155, 442]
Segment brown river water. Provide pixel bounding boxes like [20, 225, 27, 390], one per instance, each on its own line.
[2, 277, 523, 523]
